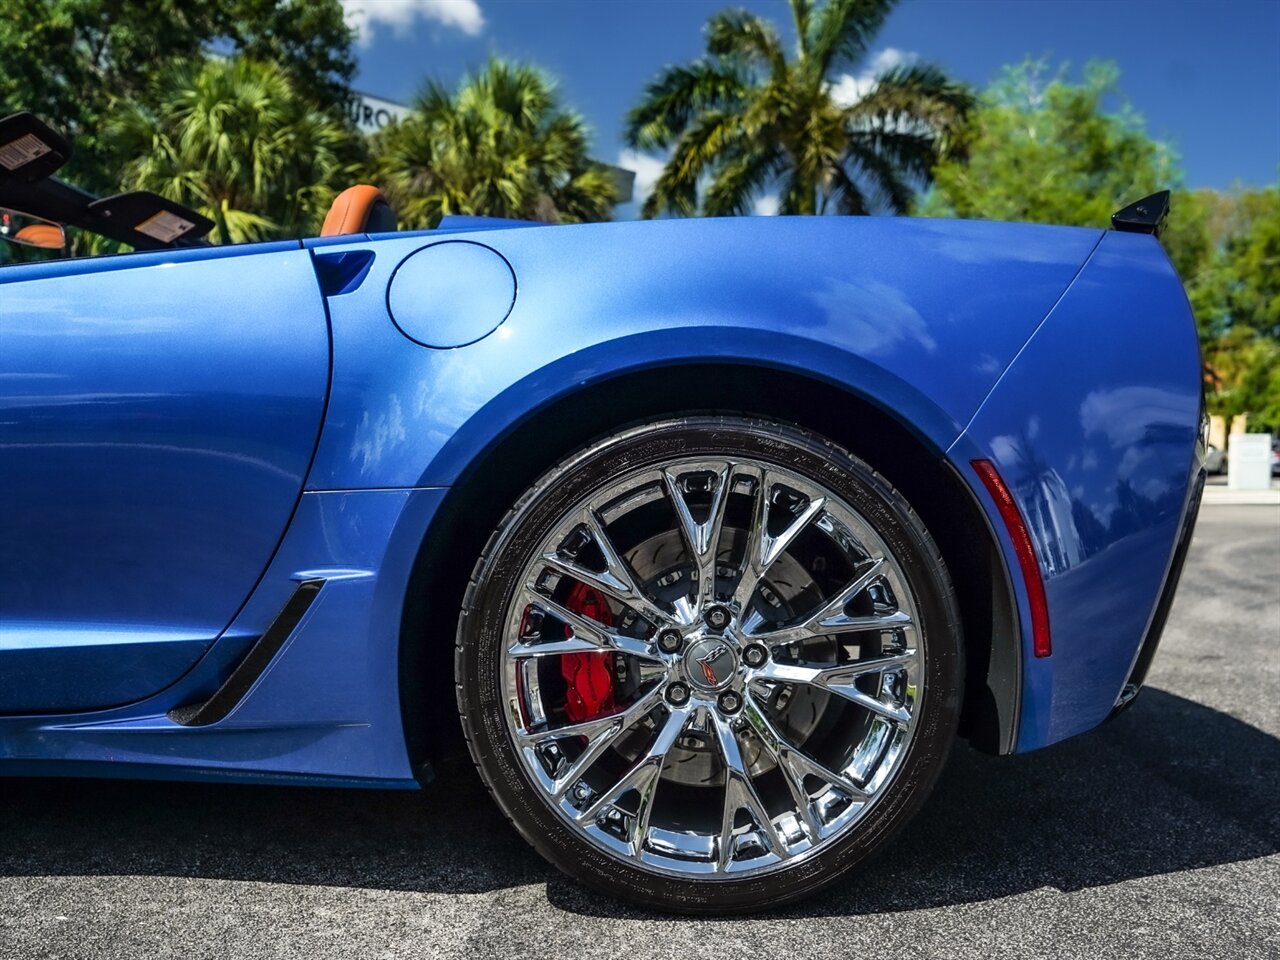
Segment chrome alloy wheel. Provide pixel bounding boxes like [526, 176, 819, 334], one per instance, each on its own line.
[500, 457, 923, 877]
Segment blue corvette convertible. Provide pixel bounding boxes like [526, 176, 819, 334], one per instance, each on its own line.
[0, 113, 1204, 911]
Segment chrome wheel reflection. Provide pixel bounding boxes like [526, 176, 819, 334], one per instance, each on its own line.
[501, 457, 922, 877]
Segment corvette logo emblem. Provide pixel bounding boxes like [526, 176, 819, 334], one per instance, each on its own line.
[696, 645, 731, 686]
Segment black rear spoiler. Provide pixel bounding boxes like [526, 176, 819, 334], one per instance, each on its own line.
[0, 111, 213, 249]
[1112, 190, 1170, 240]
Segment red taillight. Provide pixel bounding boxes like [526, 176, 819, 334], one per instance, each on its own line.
[971, 459, 1052, 658]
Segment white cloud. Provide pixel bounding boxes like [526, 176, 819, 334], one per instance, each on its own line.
[342, 0, 484, 46]
[830, 47, 917, 108]
[616, 149, 667, 209]
[753, 195, 779, 216]
[868, 47, 915, 76]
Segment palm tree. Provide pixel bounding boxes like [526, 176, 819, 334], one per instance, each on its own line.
[370, 58, 617, 228]
[111, 57, 353, 243]
[626, 0, 972, 218]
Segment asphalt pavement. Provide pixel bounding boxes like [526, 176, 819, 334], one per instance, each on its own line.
[1, 505, 1276, 959]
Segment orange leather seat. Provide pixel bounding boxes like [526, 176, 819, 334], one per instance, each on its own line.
[13, 223, 64, 248]
[320, 185, 397, 237]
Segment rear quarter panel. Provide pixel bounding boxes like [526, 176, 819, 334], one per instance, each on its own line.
[308, 216, 1103, 490]
[953, 231, 1202, 749]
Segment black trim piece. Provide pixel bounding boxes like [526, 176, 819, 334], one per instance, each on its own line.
[942, 459, 1022, 755]
[1110, 467, 1205, 719]
[1111, 190, 1171, 239]
[168, 579, 324, 727]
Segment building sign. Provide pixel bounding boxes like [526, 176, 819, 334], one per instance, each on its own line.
[347, 91, 409, 135]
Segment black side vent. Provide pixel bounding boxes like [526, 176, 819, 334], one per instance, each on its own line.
[169, 579, 324, 727]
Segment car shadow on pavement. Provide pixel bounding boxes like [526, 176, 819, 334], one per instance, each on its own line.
[1, 687, 1275, 916]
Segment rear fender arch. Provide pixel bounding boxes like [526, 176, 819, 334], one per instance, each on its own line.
[397, 356, 1022, 773]
[413, 326, 962, 489]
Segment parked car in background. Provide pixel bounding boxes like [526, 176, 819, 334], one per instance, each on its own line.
[1205, 443, 1226, 474]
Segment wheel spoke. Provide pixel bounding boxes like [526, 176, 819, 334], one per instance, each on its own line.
[511, 588, 660, 661]
[541, 509, 671, 628]
[508, 635, 609, 658]
[744, 558, 912, 646]
[576, 703, 693, 827]
[662, 461, 732, 609]
[740, 693, 869, 841]
[731, 468, 827, 612]
[756, 654, 915, 723]
[710, 710, 785, 869]
[518, 685, 668, 799]
[517, 683, 665, 749]
[628, 762, 662, 858]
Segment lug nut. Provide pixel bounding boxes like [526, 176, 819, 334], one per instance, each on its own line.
[657, 629, 683, 654]
[704, 605, 732, 631]
[718, 690, 742, 714]
[666, 682, 690, 706]
[742, 643, 768, 667]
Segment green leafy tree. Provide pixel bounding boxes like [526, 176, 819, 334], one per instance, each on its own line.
[625, 0, 972, 217]
[0, 0, 356, 194]
[1218, 187, 1280, 342]
[1189, 186, 1280, 431]
[917, 59, 1177, 227]
[919, 57, 1280, 431]
[110, 57, 351, 242]
[370, 58, 617, 228]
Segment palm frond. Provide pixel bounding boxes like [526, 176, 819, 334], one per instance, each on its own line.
[643, 109, 747, 217]
[790, 0, 815, 55]
[807, 0, 896, 78]
[842, 145, 914, 213]
[825, 162, 871, 216]
[374, 57, 613, 227]
[108, 56, 349, 240]
[844, 62, 973, 154]
[850, 129, 941, 184]
[706, 9, 786, 78]
[627, 0, 970, 219]
[779, 167, 818, 215]
[703, 145, 782, 217]
[624, 60, 749, 150]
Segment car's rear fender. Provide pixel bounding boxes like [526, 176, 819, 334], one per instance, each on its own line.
[952, 231, 1203, 751]
[305, 216, 1103, 492]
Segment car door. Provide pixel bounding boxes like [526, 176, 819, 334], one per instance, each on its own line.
[0, 242, 329, 713]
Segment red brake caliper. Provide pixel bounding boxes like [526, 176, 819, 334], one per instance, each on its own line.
[560, 581, 617, 723]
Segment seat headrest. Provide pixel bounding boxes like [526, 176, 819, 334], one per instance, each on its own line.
[13, 223, 64, 248]
[320, 185, 397, 237]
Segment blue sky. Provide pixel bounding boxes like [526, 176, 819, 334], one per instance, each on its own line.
[342, 0, 1280, 212]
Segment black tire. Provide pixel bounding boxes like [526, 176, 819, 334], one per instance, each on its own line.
[455, 416, 963, 913]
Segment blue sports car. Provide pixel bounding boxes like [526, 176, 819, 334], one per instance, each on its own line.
[0, 113, 1204, 912]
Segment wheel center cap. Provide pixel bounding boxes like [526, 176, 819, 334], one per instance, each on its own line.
[684, 637, 737, 691]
